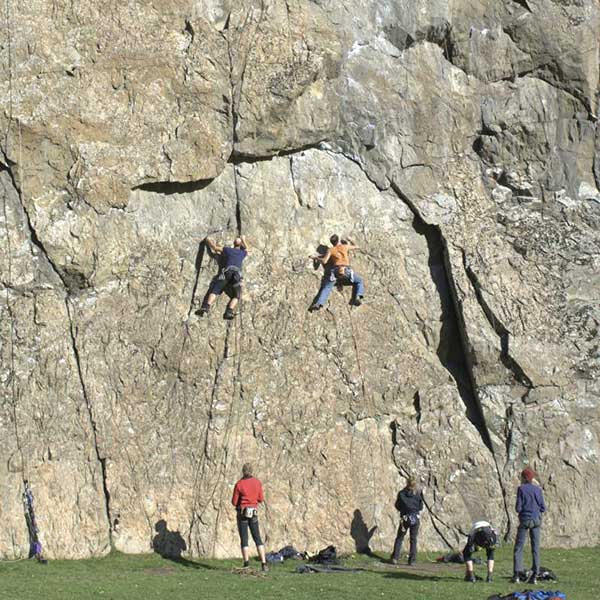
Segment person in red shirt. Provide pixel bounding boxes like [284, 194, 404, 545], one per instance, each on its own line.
[231, 463, 268, 571]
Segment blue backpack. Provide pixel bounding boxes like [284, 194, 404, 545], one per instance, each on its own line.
[512, 592, 566, 600]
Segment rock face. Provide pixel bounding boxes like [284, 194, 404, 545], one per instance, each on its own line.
[1, 0, 598, 558]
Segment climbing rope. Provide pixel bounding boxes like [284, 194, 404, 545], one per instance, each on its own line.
[2, 0, 28, 482]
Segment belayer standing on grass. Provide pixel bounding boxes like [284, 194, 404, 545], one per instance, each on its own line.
[197, 236, 248, 320]
[463, 520, 498, 583]
[309, 234, 365, 312]
[232, 463, 268, 572]
[390, 476, 423, 565]
[512, 467, 546, 584]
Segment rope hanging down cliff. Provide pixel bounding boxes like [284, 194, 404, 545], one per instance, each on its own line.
[2, 0, 48, 564]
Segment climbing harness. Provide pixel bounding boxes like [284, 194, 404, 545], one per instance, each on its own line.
[22, 481, 48, 563]
[217, 265, 243, 296]
[331, 265, 355, 284]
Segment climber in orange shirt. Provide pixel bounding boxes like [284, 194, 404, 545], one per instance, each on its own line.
[309, 234, 365, 311]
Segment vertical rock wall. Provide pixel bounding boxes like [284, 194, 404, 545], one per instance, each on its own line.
[1, 0, 598, 557]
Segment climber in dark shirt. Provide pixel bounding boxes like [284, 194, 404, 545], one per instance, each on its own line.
[197, 236, 248, 320]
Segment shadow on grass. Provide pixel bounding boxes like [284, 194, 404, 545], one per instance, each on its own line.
[169, 557, 220, 570]
[381, 570, 457, 582]
[352, 552, 464, 583]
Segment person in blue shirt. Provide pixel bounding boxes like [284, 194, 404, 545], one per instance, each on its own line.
[512, 467, 546, 584]
[197, 236, 248, 320]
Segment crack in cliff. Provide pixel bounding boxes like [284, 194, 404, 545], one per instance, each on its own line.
[0, 162, 66, 289]
[132, 178, 213, 195]
[392, 184, 494, 452]
[510, 0, 532, 13]
[222, 4, 264, 151]
[412, 391, 422, 428]
[210, 316, 246, 555]
[66, 300, 114, 548]
[388, 181, 512, 538]
[233, 165, 243, 235]
[230, 141, 327, 164]
[461, 250, 534, 391]
[186, 240, 207, 320]
[289, 155, 302, 206]
[187, 323, 234, 551]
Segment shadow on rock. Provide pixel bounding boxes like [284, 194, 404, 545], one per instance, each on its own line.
[350, 509, 377, 556]
[152, 519, 212, 569]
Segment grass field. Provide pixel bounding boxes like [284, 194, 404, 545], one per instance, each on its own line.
[0, 546, 595, 600]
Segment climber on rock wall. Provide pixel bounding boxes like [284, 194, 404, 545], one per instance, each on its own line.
[197, 236, 248, 320]
[463, 520, 499, 583]
[309, 234, 365, 311]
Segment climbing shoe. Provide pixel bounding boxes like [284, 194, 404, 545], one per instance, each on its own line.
[196, 305, 210, 317]
[223, 308, 236, 320]
[261, 562, 269, 573]
[308, 304, 322, 312]
[464, 573, 476, 583]
[350, 296, 363, 307]
[486, 574, 493, 583]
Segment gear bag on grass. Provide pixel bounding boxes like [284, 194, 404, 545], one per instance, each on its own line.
[487, 591, 566, 600]
[309, 545, 338, 565]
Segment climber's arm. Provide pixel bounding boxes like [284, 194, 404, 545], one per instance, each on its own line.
[205, 237, 223, 254]
[311, 249, 331, 264]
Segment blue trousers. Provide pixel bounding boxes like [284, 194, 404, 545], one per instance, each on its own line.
[513, 521, 541, 575]
[314, 270, 365, 307]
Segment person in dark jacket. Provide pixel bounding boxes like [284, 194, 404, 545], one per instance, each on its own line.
[512, 467, 546, 584]
[390, 476, 424, 565]
[232, 463, 268, 572]
[463, 520, 498, 583]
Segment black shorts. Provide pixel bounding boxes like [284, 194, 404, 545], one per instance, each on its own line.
[208, 269, 242, 299]
[463, 542, 495, 562]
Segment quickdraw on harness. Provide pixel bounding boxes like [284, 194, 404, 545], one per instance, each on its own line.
[22, 481, 48, 564]
[399, 512, 420, 534]
[217, 265, 243, 286]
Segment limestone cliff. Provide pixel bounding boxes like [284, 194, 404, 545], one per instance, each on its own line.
[1, 0, 598, 558]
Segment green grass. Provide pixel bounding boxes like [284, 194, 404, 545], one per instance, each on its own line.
[0, 547, 596, 600]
